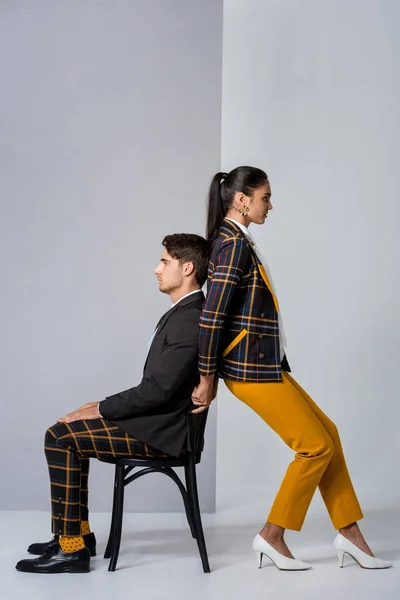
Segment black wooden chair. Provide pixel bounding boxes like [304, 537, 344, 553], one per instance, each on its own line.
[101, 411, 210, 573]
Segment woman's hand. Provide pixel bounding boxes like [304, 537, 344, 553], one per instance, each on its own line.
[191, 376, 218, 414]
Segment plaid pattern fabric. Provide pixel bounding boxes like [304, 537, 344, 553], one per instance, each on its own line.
[199, 218, 287, 382]
[45, 419, 167, 536]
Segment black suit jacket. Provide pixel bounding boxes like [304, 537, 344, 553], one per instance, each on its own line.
[99, 291, 204, 457]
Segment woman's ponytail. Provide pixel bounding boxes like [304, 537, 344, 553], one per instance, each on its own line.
[206, 172, 228, 242]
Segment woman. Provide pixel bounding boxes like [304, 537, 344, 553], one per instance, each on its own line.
[192, 166, 391, 571]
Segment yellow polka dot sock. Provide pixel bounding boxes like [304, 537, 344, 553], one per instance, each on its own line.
[59, 535, 85, 553]
[80, 520, 91, 536]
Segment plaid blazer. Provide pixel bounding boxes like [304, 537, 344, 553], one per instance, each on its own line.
[199, 218, 290, 382]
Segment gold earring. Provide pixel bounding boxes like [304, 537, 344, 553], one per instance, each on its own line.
[239, 205, 249, 217]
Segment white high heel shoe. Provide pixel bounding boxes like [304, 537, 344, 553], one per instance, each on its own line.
[334, 534, 392, 569]
[252, 534, 312, 571]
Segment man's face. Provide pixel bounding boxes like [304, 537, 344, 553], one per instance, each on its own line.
[154, 249, 184, 295]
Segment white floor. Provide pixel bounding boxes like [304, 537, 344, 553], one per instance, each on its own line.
[2, 508, 399, 600]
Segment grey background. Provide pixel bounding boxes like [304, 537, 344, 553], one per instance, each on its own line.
[217, 0, 400, 516]
[0, 0, 222, 512]
[2, 0, 399, 523]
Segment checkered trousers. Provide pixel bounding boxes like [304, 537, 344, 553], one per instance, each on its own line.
[45, 419, 167, 536]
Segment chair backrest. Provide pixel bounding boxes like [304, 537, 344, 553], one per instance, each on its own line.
[186, 409, 209, 462]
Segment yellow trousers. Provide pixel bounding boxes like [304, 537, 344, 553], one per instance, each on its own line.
[225, 372, 364, 531]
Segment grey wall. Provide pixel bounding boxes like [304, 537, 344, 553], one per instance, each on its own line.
[218, 0, 400, 515]
[0, 0, 222, 512]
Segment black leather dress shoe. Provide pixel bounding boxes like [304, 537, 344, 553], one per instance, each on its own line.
[16, 543, 90, 573]
[27, 532, 96, 557]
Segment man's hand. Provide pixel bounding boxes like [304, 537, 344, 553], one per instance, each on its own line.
[57, 402, 101, 424]
[191, 376, 218, 414]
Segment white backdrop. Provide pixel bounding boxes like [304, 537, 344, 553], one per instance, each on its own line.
[217, 0, 400, 519]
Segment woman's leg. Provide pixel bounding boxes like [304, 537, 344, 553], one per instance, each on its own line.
[284, 373, 373, 555]
[225, 375, 336, 532]
[225, 373, 365, 557]
[283, 372, 363, 529]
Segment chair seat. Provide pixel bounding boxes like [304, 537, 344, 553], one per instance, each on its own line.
[99, 451, 197, 469]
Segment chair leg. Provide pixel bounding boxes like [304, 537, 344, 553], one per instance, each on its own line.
[104, 466, 119, 558]
[183, 465, 197, 538]
[108, 465, 125, 572]
[186, 457, 211, 573]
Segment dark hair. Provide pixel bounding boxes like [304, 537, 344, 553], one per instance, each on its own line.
[206, 166, 269, 241]
[162, 233, 210, 287]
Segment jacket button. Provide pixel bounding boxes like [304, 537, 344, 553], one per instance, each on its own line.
[259, 353, 265, 359]
[259, 334, 264, 339]
[261, 313, 265, 318]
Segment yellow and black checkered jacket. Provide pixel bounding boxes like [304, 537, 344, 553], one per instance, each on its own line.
[199, 218, 290, 382]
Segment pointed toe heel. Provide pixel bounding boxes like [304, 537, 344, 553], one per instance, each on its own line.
[255, 550, 263, 569]
[334, 534, 392, 570]
[252, 534, 311, 571]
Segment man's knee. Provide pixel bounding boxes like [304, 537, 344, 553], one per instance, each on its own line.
[44, 422, 70, 449]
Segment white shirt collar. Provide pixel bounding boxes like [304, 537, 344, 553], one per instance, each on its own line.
[226, 217, 254, 242]
[171, 289, 202, 308]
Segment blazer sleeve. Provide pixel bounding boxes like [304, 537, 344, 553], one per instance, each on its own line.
[198, 236, 249, 376]
[99, 309, 199, 420]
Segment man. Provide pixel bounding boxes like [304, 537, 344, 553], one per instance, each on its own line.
[16, 233, 210, 574]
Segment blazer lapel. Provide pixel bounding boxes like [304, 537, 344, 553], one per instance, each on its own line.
[155, 292, 202, 334]
[257, 263, 280, 312]
[142, 307, 175, 371]
[222, 218, 280, 313]
[247, 244, 280, 313]
[154, 304, 179, 336]
[144, 292, 204, 370]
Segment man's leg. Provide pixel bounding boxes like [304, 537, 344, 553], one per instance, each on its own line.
[26, 449, 95, 557]
[45, 423, 84, 549]
[16, 418, 166, 573]
[48, 419, 166, 541]
[79, 456, 91, 537]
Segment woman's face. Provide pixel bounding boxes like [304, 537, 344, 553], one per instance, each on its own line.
[248, 183, 273, 225]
